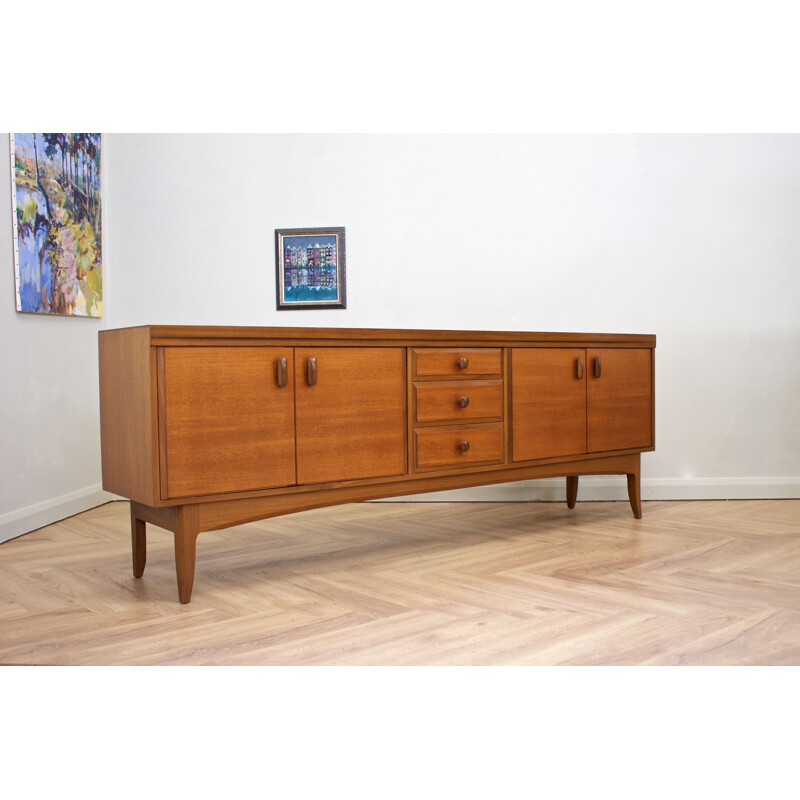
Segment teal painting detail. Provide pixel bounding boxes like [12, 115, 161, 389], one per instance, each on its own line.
[282, 234, 339, 303]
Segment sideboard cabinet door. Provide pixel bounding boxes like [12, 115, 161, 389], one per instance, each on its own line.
[587, 348, 653, 453]
[160, 347, 296, 498]
[511, 348, 587, 462]
[294, 347, 407, 484]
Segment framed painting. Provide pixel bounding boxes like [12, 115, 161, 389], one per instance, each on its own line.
[275, 226, 346, 310]
[10, 133, 102, 316]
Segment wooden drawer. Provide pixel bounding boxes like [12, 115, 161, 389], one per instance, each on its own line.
[415, 380, 503, 423]
[415, 424, 504, 470]
[413, 348, 502, 378]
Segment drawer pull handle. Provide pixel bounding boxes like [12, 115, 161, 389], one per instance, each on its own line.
[458, 396, 470, 408]
[593, 356, 601, 378]
[457, 357, 469, 370]
[576, 356, 584, 380]
[458, 440, 470, 452]
[307, 356, 317, 386]
[276, 357, 288, 387]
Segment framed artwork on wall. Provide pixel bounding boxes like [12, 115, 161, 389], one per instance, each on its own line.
[275, 226, 346, 310]
[10, 133, 103, 317]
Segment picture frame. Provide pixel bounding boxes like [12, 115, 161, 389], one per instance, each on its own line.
[275, 226, 346, 310]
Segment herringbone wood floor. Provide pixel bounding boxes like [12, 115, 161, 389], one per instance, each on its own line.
[1, 499, 798, 665]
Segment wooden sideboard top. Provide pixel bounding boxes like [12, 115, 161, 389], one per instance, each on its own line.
[101, 325, 656, 348]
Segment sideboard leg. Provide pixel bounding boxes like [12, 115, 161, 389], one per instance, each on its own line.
[566, 476, 579, 509]
[626, 459, 643, 519]
[174, 505, 200, 604]
[130, 505, 146, 578]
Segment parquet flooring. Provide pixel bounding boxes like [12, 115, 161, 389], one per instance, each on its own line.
[1, 499, 798, 665]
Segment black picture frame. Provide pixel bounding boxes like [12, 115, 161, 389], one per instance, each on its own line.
[275, 227, 346, 310]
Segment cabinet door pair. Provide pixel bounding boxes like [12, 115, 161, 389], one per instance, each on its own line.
[160, 347, 406, 499]
[511, 348, 653, 462]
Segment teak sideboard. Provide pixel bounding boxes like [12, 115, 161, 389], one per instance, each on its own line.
[98, 326, 656, 603]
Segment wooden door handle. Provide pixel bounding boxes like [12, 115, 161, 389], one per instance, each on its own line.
[576, 356, 584, 380]
[458, 440, 470, 452]
[276, 357, 288, 387]
[593, 356, 601, 378]
[458, 396, 470, 408]
[307, 356, 317, 386]
[457, 357, 469, 370]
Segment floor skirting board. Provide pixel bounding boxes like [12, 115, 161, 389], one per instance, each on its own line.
[0, 485, 117, 544]
[373, 477, 800, 503]
[2, 478, 798, 543]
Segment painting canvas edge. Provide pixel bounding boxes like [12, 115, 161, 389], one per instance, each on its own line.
[9, 134, 22, 311]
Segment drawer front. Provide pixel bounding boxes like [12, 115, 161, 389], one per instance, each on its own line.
[415, 381, 503, 423]
[415, 425, 504, 470]
[413, 348, 502, 378]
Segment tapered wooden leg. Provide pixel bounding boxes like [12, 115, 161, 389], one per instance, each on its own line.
[566, 476, 579, 509]
[626, 457, 642, 519]
[174, 505, 200, 604]
[131, 505, 146, 578]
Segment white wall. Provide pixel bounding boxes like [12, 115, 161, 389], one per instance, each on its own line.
[0, 137, 112, 542]
[108, 134, 800, 501]
[3, 134, 798, 542]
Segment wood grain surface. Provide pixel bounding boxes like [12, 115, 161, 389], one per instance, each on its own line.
[412, 348, 503, 378]
[294, 347, 406, 485]
[414, 380, 504, 423]
[587, 348, 653, 453]
[98, 327, 159, 505]
[161, 347, 296, 497]
[415, 425, 505, 470]
[2, 499, 798, 665]
[511, 347, 587, 461]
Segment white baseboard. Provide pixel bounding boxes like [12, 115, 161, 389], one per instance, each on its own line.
[371, 476, 800, 503]
[0, 484, 117, 544]
[2, 477, 796, 545]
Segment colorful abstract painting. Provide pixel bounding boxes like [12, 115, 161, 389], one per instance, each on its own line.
[275, 227, 346, 310]
[10, 133, 102, 316]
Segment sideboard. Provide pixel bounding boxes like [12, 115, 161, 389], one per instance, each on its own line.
[99, 326, 656, 603]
